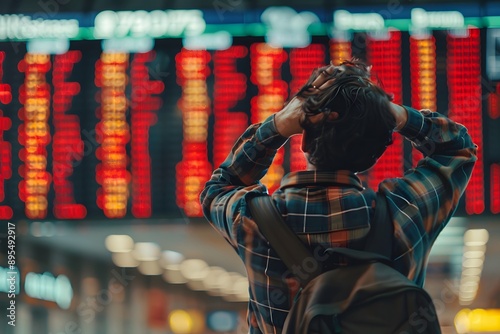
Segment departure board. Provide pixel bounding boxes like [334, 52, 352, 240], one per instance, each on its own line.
[0, 7, 499, 220]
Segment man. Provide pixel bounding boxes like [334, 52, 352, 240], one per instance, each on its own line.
[200, 59, 477, 333]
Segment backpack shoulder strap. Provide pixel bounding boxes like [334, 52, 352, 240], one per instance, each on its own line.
[364, 193, 393, 259]
[248, 192, 393, 286]
[248, 195, 322, 285]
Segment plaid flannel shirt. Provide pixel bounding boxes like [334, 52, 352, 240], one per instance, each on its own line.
[200, 106, 477, 333]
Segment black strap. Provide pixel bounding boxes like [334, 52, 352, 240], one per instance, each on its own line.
[248, 195, 323, 282]
[364, 193, 392, 258]
[248, 193, 392, 287]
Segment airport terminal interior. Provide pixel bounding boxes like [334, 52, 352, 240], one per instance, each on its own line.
[0, 0, 500, 333]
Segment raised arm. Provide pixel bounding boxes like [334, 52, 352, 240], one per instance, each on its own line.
[200, 65, 338, 247]
[381, 103, 477, 276]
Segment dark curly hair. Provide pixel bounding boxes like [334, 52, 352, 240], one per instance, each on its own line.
[296, 59, 396, 173]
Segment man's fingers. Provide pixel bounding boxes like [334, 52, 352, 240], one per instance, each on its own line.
[306, 112, 324, 124]
[318, 78, 336, 90]
[324, 64, 337, 75]
[307, 77, 335, 94]
[311, 65, 336, 88]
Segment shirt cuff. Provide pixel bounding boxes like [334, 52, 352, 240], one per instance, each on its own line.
[398, 106, 429, 140]
[255, 114, 289, 150]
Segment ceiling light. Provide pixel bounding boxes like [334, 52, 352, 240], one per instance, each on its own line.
[202, 267, 227, 293]
[160, 250, 185, 268]
[461, 268, 482, 276]
[179, 259, 209, 280]
[459, 282, 478, 293]
[163, 264, 188, 284]
[112, 251, 139, 268]
[464, 229, 489, 246]
[132, 242, 161, 261]
[205, 270, 233, 296]
[460, 275, 480, 284]
[462, 258, 483, 268]
[228, 276, 249, 295]
[105, 235, 134, 253]
[463, 250, 485, 259]
[138, 260, 162, 276]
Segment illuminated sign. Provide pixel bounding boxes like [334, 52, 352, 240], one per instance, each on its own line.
[175, 49, 212, 217]
[1, 6, 500, 42]
[93, 10, 206, 39]
[366, 30, 404, 189]
[261, 7, 319, 48]
[0, 19, 498, 218]
[288, 44, 325, 171]
[129, 51, 164, 218]
[410, 35, 437, 166]
[101, 37, 154, 53]
[24, 272, 73, 309]
[0, 14, 79, 40]
[492, 164, 500, 214]
[455, 308, 500, 333]
[486, 29, 500, 81]
[333, 10, 385, 31]
[169, 309, 205, 334]
[95, 52, 131, 218]
[212, 46, 248, 168]
[411, 8, 465, 29]
[447, 28, 484, 215]
[27, 39, 70, 55]
[52, 51, 86, 219]
[329, 38, 351, 65]
[250, 43, 287, 193]
[489, 84, 500, 119]
[207, 311, 238, 332]
[19, 53, 52, 219]
[183, 31, 232, 51]
[0, 51, 12, 219]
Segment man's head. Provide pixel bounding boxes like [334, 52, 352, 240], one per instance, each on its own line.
[296, 59, 396, 173]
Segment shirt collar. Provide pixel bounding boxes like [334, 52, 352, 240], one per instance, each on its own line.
[279, 170, 364, 191]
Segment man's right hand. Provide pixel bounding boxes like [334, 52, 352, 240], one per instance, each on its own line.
[274, 64, 340, 138]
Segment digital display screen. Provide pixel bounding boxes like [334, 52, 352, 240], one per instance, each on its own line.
[0, 9, 499, 220]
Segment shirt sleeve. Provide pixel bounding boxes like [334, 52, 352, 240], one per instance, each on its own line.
[379, 106, 477, 282]
[200, 114, 288, 248]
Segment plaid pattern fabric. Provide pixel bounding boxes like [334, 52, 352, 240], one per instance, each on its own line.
[200, 107, 477, 334]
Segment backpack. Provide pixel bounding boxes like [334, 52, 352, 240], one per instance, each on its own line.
[248, 194, 442, 334]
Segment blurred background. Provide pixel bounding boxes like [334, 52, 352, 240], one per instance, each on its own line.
[0, 0, 500, 333]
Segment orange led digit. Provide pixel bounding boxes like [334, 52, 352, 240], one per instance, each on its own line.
[213, 46, 248, 168]
[175, 49, 212, 217]
[410, 35, 437, 166]
[130, 51, 164, 218]
[366, 30, 404, 190]
[18, 53, 51, 219]
[329, 39, 351, 66]
[250, 43, 287, 193]
[289, 45, 325, 172]
[52, 51, 87, 219]
[489, 83, 500, 119]
[447, 28, 484, 215]
[95, 52, 130, 218]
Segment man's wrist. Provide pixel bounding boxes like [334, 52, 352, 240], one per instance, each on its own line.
[390, 103, 409, 131]
[397, 106, 430, 140]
